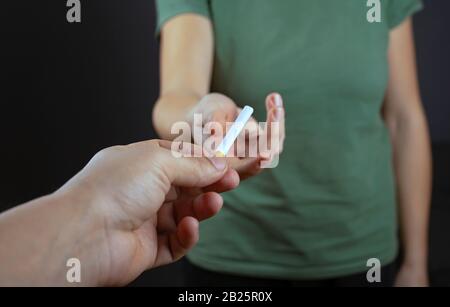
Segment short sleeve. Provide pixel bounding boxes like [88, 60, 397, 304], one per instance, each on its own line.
[155, 0, 211, 35]
[387, 0, 423, 29]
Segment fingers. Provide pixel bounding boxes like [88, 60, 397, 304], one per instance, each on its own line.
[265, 92, 283, 110]
[192, 192, 223, 221]
[207, 93, 238, 124]
[259, 96, 285, 168]
[202, 168, 240, 193]
[157, 192, 222, 233]
[227, 93, 285, 160]
[175, 169, 238, 223]
[157, 168, 237, 233]
[210, 93, 286, 181]
[174, 216, 199, 252]
[228, 114, 261, 158]
[154, 216, 199, 267]
[171, 192, 223, 226]
[211, 108, 236, 132]
[236, 108, 261, 137]
[157, 202, 177, 232]
[265, 93, 284, 130]
[265, 93, 285, 155]
[193, 93, 238, 146]
[229, 157, 264, 181]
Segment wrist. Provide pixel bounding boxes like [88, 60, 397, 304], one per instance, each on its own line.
[401, 255, 428, 273]
[403, 245, 427, 264]
[42, 188, 108, 286]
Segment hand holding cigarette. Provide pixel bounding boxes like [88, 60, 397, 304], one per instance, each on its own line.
[188, 93, 285, 180]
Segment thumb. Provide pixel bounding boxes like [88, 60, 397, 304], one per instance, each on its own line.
[156, 140, 228, 188]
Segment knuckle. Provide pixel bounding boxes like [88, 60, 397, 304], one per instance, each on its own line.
[95, 145, 122, 158]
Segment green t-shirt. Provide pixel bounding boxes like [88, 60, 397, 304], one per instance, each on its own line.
[156, 0, 423, 279]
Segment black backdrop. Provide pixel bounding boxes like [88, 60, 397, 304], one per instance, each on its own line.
[1, 1, 159, 204]
[0, 0, 449, 286]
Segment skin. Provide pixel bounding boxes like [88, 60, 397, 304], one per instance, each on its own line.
[153, 14, 286, 180]
[0, 140, 239, 286]
[153, 14, 431, 286]
[385, 19, 432, 287]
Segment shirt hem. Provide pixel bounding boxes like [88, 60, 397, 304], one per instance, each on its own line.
[186, 248, 398, 280]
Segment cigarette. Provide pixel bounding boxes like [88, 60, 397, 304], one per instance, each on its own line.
[215, 106, 254, 157]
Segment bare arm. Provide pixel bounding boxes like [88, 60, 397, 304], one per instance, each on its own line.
[0, 140, 237, 286]
[152, 14, 285, 180]
[383, 18, 432, 286]
[152, 14, 214, 140]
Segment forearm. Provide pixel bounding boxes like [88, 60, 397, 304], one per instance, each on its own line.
[390, 109, 431, 268]
[0, 190, 102, 286]
[154, 14, 214, 140]
[152, 91, 201, 140]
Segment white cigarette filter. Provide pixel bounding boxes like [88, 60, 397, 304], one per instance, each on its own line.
[215, 106, 254, 157]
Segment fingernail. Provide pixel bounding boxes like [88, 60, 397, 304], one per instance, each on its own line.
[274, 94, 283, 108]
[208, 156, 227, 170]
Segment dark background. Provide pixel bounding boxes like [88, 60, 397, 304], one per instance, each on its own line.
[0, 1, 448, 286]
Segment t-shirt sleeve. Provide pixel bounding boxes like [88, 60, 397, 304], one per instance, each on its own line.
[387, 0, 423, 29]
[155, 0, 211, 35]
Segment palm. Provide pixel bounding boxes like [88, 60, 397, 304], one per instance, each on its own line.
[94, 219, 157, 286]
[193, 93, 285, 180]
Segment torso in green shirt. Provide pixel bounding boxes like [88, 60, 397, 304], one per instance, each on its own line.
[157, 0, 423, 279]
